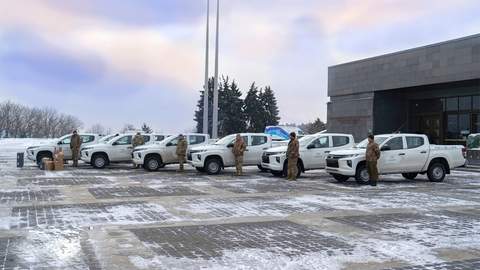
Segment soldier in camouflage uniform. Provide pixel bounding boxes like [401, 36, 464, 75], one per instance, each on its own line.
[366, 134, 381, 186]
[132, 132, 145, 168]
[286, 132, 299, 181]
[70, 130, 81, 167]
[176, 134, 188, 172]
[232, 134, 247, 176]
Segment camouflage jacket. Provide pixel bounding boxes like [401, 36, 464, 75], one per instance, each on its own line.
[176, 138, 188, 156]
[287, 138, 299, 159]
[132, 135, 145, 148]
[232, 139, 246, 156]
[366, 142, 380, 161]
[70, 134, 81, 150]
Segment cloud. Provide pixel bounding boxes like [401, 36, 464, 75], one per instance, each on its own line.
[0, 0, 205, 90]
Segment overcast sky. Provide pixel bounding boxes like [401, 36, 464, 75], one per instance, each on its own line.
[1, 0, 479, 133]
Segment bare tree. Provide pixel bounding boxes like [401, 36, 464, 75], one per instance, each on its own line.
[0, 100, 83, 138]
[120, 124, 136, 133]
[87, 123, 106, 134]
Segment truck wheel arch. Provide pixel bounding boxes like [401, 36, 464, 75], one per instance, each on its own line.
[36, 151, 53, 164]
[92, 152, 110, 164]
[205, 155, 224, 168]
[428, 157, 450, 174]
[145, 153, 163, 164]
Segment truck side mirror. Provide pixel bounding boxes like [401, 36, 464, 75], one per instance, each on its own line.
[307, 144, 315, 149]
[227, 143, 234, 148]
[381, 145, 391, 151]
[166, 142, 173, 147]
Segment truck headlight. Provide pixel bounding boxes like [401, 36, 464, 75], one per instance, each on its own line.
[276, 157, 281, 163]
[347, 160, 352, 167]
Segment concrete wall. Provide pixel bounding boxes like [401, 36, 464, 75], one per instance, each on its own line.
[327, 34, 480, 140]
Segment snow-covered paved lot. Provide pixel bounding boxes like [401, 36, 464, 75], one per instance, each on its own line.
[1, 138, 480, 270]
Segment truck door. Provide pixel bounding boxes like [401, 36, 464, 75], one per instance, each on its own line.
[57, 136, 73, 159]
[163, 136, 180, 163]
[111, 135, 132, 161]
[378, 136, 406, 173]
[303, 136, 330, 169]
[403, 136, 429, 172]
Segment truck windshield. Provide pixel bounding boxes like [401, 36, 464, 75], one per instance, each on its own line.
[298, 135, 315, 147]
[356, 136, 389, 149]
[214, 134, 236, 145]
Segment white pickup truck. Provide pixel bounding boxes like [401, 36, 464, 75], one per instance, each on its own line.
[80, 133, 169, 168]
[189, 133, 275, 174]
[26, 133, 103, 165]
[325, 133, 466, 184]
[132, 133, 210, 171]
[261, 133, 355, 177]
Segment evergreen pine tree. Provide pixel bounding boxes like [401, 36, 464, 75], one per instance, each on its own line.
[218, 77, 246, 136]
[141, 123, 153, 133]
[259, 86, 280, 127]
[194, 78, 215, 136]
[243, 83, 265, 132]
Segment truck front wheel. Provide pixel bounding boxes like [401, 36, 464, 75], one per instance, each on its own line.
[205, 158, 222, 175]
[144, 156, 162, 171]
[427, 163, 446, 182]
[355, 163, 369, 185]
[92, 154, 108, 169]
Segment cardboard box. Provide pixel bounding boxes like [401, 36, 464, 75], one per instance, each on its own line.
[41, 158, 51, 170]
[45, 161, 55, 171]
[54, 161, 64, 171]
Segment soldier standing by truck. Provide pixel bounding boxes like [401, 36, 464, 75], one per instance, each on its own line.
[70, 130, 81, 167]
[232, 134, 247, 176]
[366, 134, 381, 186]
[286, 132, 299, 181]
[176, 134, 188, 172]
[132, 132, 145, 168]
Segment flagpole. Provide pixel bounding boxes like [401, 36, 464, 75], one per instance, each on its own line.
[212, 0, 220, 139]
[202, 0, 210, 135]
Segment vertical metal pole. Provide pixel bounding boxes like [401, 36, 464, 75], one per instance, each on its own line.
[212, 0, 220, 139]
[202, 0, 210, 135]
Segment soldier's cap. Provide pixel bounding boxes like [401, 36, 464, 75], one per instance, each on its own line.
[289, 132, 296, 138]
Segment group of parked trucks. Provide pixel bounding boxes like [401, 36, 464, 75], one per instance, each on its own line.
[26, 131, 467, 184]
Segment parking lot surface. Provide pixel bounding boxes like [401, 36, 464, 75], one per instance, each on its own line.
[1, 140, 480, 269]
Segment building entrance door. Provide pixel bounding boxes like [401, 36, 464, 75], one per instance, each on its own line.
[419, 115, 441, 144]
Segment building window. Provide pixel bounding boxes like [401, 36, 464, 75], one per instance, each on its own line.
[473, 96, 480, 110]
[458, 114, 470, 136]
[445, 97, 458, 111]
[473, 114, 480, 133]
[447, 114, 458, 139]
[459, 96, 471, 111]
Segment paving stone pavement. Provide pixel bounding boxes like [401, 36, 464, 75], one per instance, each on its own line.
[1, 140, 480, 269]
[88, 186, 206, 199]
[383, 258, 480, 270]
[0, 189, 63, 203]
[130, 220, 355, 259]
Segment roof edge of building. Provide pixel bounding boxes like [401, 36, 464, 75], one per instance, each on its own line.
[329, 33, 480, 69]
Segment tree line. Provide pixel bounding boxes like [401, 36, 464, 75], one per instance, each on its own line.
[0, 100, 82, 138]
[194, 77, 280, 137]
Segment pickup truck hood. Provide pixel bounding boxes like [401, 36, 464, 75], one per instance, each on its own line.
[266, 146, 287, 153]
[329, 148, 365, 156]
[191, 144, 225, 152]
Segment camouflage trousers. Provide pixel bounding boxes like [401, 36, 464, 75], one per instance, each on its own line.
[287, 157, 298, 180]
[71, 148, 80, 167]
[235, 155, 243, 176]
[178, 155, 186, 171]
[367, 160, 379, 183]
